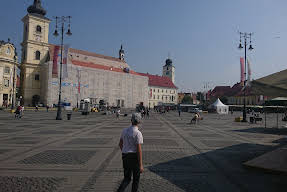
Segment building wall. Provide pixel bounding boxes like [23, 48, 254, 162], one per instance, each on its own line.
[228, 95, 263, 105]
[148, 86, 177, 108]
[0, 43, 18, 107]
[41, 61, 149, 108]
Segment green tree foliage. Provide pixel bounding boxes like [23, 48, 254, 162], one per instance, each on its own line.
[182, 95, 193, 104]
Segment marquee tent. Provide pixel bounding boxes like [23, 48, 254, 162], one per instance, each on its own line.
[209, 98, 229, 114]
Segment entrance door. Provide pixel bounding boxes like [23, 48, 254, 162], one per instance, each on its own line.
[3, 94, 8, 106]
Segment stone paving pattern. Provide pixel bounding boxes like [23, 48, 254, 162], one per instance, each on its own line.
[0, 110, 287, 191]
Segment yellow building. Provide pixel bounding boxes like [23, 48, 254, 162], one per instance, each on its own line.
[0, 40, 18, 107]
[20, 0, 51, 106]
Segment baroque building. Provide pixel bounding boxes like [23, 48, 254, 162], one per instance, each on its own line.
[0, 40, 18, 107]
[20, 0, 148, 107]
[138, 58, 178, 108]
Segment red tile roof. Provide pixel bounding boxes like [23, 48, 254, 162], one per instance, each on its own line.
[48, 44, 125, 63]
[71, 60, 140, 75]
[137, 73, 177, 89]
[210, 86, 231, 97]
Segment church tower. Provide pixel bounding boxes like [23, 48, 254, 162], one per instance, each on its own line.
[119, 45, 125, 61]
[20, 0, 51, 105]
[162, 58, 175, 84]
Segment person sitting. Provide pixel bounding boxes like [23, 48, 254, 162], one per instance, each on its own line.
[191, 113, 200, 124]
[15, 105, 22, 119]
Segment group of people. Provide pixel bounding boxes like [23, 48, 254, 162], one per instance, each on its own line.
[140, 107, 149, 118]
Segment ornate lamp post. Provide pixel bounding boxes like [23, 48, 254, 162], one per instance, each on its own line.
[53, 16, 72, 120]
[238, 32, 254, 122]
[11, 48, 17, 110]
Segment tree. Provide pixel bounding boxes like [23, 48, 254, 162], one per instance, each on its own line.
[181, 95, 193, 104]
[196, 92, 204, 103]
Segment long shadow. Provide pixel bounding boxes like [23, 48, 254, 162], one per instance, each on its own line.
[148, 143, 287, 192]
[233, 127, 287, 135]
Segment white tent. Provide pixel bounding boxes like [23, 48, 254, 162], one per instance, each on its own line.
[209, 98, 229, 114]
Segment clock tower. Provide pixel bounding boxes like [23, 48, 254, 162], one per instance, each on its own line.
[20, 0, 51, 105]
[162, 58, 175, 84]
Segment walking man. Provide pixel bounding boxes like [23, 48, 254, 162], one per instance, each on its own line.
[117, 113, 144, 192]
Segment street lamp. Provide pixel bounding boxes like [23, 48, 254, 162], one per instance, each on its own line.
[238, 32, 254, 122]
[11, 48, 17, 110]
[53, 16, 72, 120]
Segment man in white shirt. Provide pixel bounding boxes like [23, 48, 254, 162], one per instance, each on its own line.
[117, 113, 143, 192]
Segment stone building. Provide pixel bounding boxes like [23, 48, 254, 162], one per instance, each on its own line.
[0, 40, 18, 107]
[20, 0, 148, 108]
[138, 58, 178, 108]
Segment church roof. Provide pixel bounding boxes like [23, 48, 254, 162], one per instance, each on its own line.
[71, 60, 140, 75]
[48, 44, 125, 63]
[137, 73, 177, 89]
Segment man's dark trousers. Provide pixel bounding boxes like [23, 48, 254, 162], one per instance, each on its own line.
[117, 153, 140, 192]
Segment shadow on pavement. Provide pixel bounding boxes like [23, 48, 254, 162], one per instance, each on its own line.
[233, 127, 287, 135]
[148, 143, 287, 192]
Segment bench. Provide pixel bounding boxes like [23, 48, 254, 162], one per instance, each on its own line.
[250, 116, 262, 123]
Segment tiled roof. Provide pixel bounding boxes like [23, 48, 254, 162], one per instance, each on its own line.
[71, 60, 140, 75]
[48, 44, 125, 63]
[211, 86, 231, 97]
[137, 73, 177, 89]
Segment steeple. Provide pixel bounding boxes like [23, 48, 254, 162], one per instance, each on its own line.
[119, 44, 125, 61]
[27, 0, 47, 16]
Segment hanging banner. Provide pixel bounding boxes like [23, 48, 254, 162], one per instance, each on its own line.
[62, 44, 70, 79]
[247, 58, 251, 85]
[240, 57, 245, 85]
[52, 45, 60, 78]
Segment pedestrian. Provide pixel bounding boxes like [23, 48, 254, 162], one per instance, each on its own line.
[35, 105, 39, 112]
[117, 113, 144, 192]
[20, 105, 24, 117]
[178, 107, 181, 117]
[146, 108, 149, 118]
[116, 108, 120, 118]
[46, 105, 50, 112]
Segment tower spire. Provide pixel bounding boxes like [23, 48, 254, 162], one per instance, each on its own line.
[119, 44, 125, 61]
[27, 0, 47, 16]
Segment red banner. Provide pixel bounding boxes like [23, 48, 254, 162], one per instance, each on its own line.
[52, 45, 60, 78]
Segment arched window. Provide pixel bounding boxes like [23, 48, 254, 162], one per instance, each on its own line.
[36, 25, 42, 33]
[35, 51, 41, 60]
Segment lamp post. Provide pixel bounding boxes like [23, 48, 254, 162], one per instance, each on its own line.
[53, 16, 72, 120]
[11, 49, 17, 110]
[238, 32, 254, 122]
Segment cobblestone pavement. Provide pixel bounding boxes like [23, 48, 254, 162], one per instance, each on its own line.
[0, 110, 287, 192]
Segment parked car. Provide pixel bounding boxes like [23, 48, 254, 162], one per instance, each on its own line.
[188, 108, 202, 113]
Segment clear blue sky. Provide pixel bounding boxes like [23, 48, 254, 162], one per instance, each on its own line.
[1, 0, 286, 92]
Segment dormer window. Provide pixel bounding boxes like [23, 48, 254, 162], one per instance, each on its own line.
[36, 25, 42, 33]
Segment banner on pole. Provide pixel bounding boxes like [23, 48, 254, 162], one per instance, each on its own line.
[247, 58, 251, 86]
[62, 44, 70, 79]
[52, 45, 60, 78]
[240, 57, 245, 85]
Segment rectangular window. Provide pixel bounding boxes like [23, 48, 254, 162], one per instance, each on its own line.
[4, 79, 9, 87]
[4, 67, 10, 74]
[121, 100, 125, 107]
[35, 74, 40, 80]
[157, 95, 159, 99]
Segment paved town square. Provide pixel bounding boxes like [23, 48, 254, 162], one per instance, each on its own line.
[0, 110, 286, 192]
